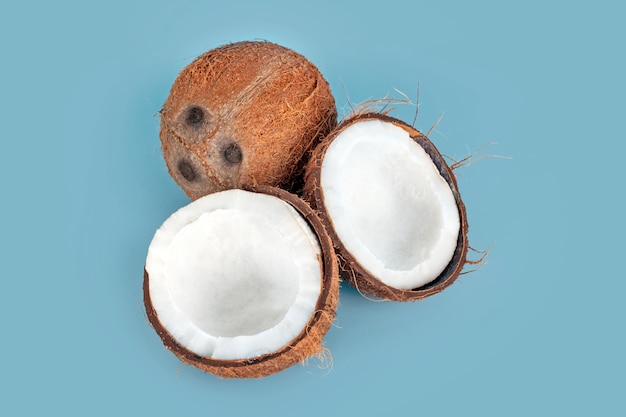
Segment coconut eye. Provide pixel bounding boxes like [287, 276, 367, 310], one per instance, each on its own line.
[178, 160, 197, 182]
[186, 106, 204, 125]
[222, 142, 242, 165]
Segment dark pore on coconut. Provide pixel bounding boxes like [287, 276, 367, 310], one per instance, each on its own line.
[178, 160, 197, 182]
[186, 106, 204, 126]
[222, 142, 243, 165]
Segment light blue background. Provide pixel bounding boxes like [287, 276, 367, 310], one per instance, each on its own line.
[2, 0, 624, 415]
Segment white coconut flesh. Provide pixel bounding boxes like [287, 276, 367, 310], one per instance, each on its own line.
[146, 189, 322, 360]
[320, 119, 460, 290]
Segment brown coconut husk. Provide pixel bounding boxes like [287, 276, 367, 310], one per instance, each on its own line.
[160, 41, 337, 199]
[303, 113, 469, 302]
[143, 185, 339, 378]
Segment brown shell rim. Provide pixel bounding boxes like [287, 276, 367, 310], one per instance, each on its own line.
[143, 185, 339, 378]
[303, 112, 469, 302]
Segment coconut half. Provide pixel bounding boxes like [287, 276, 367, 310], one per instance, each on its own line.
[304, 113, 468, 301]
[144, 186, 338, 378]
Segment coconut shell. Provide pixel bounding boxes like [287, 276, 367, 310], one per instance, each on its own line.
[160, 41, 337, 199]
[143, 185, 339, 378]
[303, 113, 469, 302]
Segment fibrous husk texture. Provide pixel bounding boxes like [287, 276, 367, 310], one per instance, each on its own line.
[160, 41, 337, 199]
[143, 186, 339, 378]
[303, 113, 469, 301]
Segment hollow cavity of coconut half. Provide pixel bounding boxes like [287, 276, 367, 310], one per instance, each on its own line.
[304, 113, 468, 301]
[144, 186, 339, 378]
[160, 41, 337, 199]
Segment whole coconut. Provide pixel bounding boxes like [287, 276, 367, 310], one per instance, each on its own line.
[159, 41, 337, 199]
